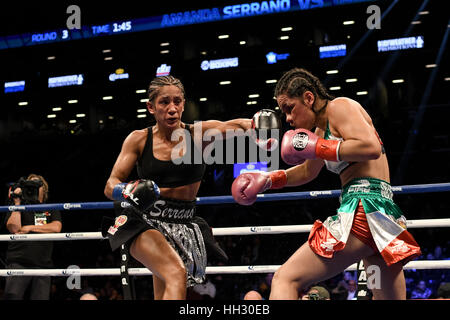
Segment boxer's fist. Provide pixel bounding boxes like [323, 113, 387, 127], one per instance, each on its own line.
[251, 109, 282, 151]
[113, 179, 160, 211]
[232, 170, 287, 206]
[280, 129, 313, 165]
[281, 128, 340, 165]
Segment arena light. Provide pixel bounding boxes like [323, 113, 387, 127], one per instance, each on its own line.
[219, 81, 231, 85]
[102, 49, 111, 53]
[392, 79, 405, 83]
[47, 114, 56, 118]
[140, 98, 149, 103]
[246, 101, 257, 105]
[425, 64, 437, 68]
[137, 114, 147, 118]
[281, 27, 293, 31]
[76, 113, 86, 118]
[52, 107, 62, 111]
[411, 21, 421, 25]
[47, 56, 56, 60]
[239, 41, 246, 45]
[160, 42, 170, 46]
[199, 97, 207, 101]
[418, 11, 429, 15]
[248, 94, 259, 98]
[102, 96, 113, 100]
[265, 79, 277, 84]
[356, 91, 368, 95]
[345, 78, 358, 83]
[326, 70, 339, 74]
[104, 57, 113, 60]
[279, 35, 289, 40]
[160, 50, 169, 54]
[69, 120, 77, 124]
[136, 89, 146, 94]
[444, 77, 450, 81]
[68, 99, 78, 104]
[218, 34, 229, 39]
[330, 86, 341, 91]
[137, 109, 147, 113]
[343, 20, 355, 25]
[18, 101, 28, 106]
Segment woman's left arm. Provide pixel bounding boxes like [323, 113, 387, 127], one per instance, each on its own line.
[330, 98, 382, 162]
[194, 119, 252, 139]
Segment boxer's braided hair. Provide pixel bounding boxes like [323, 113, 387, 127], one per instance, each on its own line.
[147, 75, 185, 103]
[275, 68, 334, 112]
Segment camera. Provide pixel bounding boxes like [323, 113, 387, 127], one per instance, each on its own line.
[10, 177, 43, 204]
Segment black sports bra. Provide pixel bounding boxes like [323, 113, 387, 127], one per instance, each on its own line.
[137, 125, 206, 188]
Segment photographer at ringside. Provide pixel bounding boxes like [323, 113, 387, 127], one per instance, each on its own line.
[3, 174, 62, 300]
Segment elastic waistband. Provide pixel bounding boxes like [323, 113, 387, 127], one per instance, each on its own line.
[142, 197, 196, 222]
[341, 177, 393, 200]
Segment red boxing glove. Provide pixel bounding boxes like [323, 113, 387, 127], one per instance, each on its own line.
[281, 129, 340, 165]
[232, 170, 287, 206]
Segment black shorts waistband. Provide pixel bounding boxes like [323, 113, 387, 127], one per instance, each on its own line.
[141, 197, 197, 222]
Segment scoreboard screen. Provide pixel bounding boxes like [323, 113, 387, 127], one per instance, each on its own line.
[0, 0, 375, 50]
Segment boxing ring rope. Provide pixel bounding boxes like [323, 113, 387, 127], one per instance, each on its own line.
[1, 260, 450, 277]
[0, 218, 449, 242]
[1, 182, 449, 213]
[1, 182, 449, 278]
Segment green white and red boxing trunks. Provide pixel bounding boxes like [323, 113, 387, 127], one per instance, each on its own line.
[308, 177, 421, 266]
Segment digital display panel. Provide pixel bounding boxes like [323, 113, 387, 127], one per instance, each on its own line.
[0, 0, 375, 50]
[233, 162, 268, 178]
[4, 81, 25, 93]
[266, 51, 290, 64]
[377, 36, 424, 52]
[319, 44, 347, 59]
[201, 57, 239, 71]
[48, 74, 84, 88]
[156, 64, 172, 77]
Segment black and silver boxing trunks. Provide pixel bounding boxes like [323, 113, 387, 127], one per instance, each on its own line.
[101, 197, 228, 286]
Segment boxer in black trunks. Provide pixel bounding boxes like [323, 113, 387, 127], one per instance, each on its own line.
[103, 75, 280, 300]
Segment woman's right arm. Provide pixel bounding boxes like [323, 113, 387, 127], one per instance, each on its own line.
[104, 130, 144, 199]
[284, 127, 325, 187]
[285, 158, 324, 187]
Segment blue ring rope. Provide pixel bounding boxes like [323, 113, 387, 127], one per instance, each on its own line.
[1, 182, 449, 212]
